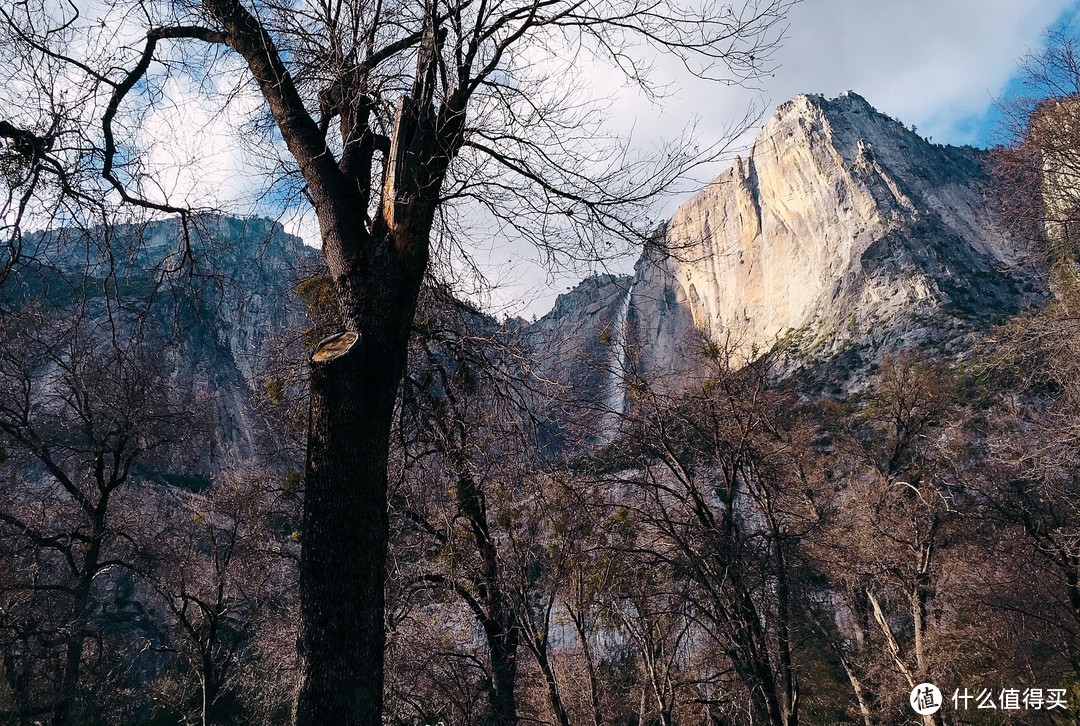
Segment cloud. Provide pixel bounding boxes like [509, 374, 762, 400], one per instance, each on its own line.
[502, 0, 1080, 318]
[134, 62, 272, 212]
[768, 0, 1075, 145]
[595, 0, 1076, 153]
[15, 0, 1070, 316]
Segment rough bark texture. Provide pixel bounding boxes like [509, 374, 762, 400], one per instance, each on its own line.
[487, 635, 519, 725]
[51, 499, 107, 726]
[294, 241, 428, 725]
[295, 337, 389, 725]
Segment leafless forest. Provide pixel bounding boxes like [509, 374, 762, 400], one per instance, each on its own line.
[2, 1, 1080, 725]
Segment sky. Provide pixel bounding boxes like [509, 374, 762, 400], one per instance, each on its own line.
[78, 0, 1080, 319]
[749, 0, 1077, 148]
[489, 0, 1080, 319]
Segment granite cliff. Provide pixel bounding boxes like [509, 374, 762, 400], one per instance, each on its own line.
[2, 215, 317, 475]
[529, 91, 1047, 412]
[5, 92, 1048, 456]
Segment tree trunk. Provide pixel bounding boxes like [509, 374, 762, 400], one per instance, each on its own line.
[294, 242, 424, 725]
[200, 672, 211, 726]
[52, 504, 106, 726]
[52, 623, 87, 726]
[840, 657, 875, 726]
[451, 460, 519, 725]
[726, 586, 789, 726]
[772, 539, 799, 726]
[485, 627, 519, 725]
[201, 654, 220, 726]
[533, 641, 570, 726]
[568, 605, 604, 726]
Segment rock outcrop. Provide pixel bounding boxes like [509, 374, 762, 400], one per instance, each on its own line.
[522, 273, 635, 440]
[3, 215, 317, 474]
[530, 91, 1048, 405]
[651, 92, 1044, 368]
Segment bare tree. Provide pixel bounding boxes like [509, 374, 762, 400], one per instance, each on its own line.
[604, 348, 820, 726]
[990, 24, 1080, 270]
[136, 467, 296, 726]
[0, 1, 797, 720]
[0, 305, 200, 724]
[809, 355, 965, 726]
[389, 286, 542, 724]
[960, 297, 1080, 682]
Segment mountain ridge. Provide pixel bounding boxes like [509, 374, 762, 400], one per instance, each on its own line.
[2, 214, 317, 474]
[529, 90, 1047, 405]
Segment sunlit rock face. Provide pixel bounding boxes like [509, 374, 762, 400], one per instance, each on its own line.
[632, 91, 1045, 378]
[531, 92, 1049, 404]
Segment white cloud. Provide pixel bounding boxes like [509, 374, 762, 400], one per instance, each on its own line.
[768, 0, 1075, 144]
[16, 0, 1070, 316]
[595, 0, 1076, 158]
[502, 0, 1079, 318]
[134, 62, 273, 211]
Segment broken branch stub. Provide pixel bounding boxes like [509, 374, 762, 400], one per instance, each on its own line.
[311, 332, 360, 364]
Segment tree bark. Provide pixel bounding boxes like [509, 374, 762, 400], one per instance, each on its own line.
[294, 233, 426, 726]
[451, 460, 519, 724]
[568, 604, 605, 726]
[840, 657, 875, 726]
[487, 633, 519, 725]
[532, 640, 570, 726]
[52, 620, 87, 726]
[294, 332, 391, 726]
[200, 653, 221, 726]
[52, 500, 107, 726]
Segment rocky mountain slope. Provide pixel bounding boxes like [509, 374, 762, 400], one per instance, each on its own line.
[4, 92, 1048, 456]
[528, 91, 1048, 411]
[2, 215, 317, 475]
